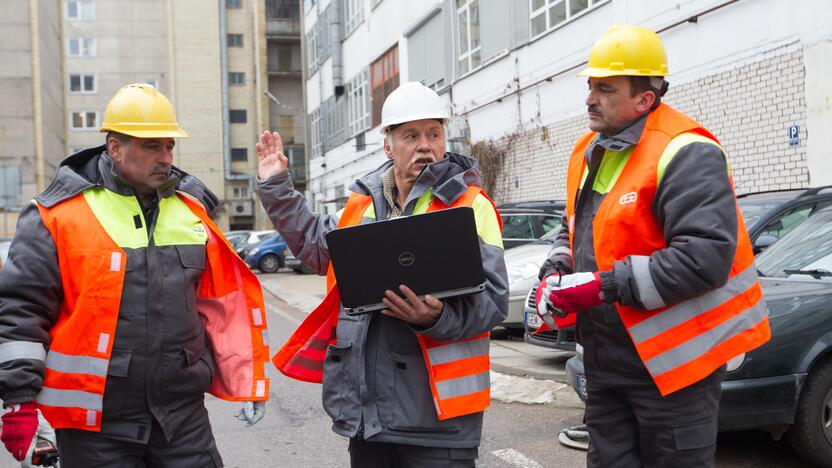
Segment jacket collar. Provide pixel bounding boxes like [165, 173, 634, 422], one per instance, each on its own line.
[586, 111, 649, 161]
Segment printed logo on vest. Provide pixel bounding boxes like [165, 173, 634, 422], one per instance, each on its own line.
[619, 192, 638, 205]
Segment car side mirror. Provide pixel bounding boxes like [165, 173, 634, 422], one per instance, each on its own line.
[753, 234, 779, 254]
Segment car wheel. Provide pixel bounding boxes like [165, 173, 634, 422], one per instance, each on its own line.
[258, 254, 281, 273]
[787, 356, 832, 466]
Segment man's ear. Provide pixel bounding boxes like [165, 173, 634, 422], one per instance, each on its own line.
[383, 135, 393, 159]
[107, 137, 123, 162]
[635, 90, 657, 113]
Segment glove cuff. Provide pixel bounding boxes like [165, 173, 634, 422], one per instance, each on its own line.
[599, 270, 620, 303]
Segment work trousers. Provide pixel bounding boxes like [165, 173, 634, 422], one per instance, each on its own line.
[585, 367, 724, 468]
[348, 438, 477, 468]
[56, 406, 222, 468]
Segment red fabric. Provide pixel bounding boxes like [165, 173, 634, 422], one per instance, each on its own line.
[534, 277, 576, 331]
[1, 403, 38, 461]
[547, 272, 602, 315]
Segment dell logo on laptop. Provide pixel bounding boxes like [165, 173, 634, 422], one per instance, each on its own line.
[398, 252, 415, 266]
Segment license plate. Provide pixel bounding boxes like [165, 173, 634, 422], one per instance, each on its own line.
[576, 374, 587, 399]
[525, 310, 541, 329]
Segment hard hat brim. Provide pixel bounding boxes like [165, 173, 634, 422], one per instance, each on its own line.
[379, 113, 449, 134]
[577, 66, 670, 78]
[99, 125, 189, 139]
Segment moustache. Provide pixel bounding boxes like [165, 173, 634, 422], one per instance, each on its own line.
[587, 106, 601, 115]
[410, 152, 436, 166]
[151, 165, 171, 176]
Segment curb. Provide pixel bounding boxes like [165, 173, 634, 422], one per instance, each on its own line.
[490, 362, 568, 384]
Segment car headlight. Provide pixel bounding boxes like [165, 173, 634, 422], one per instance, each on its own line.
[726, 353, 745, 372]
[507, 261, 541, 289]
[283, 248, 289, 256]
[249, 248, 260, 256]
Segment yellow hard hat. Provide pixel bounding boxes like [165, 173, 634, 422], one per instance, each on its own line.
[99, 83, 188, 138]
[578, 25, 669, 78]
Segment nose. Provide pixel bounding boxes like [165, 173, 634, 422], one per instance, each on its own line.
[416, 137, 432, 152]
[585, 89, 598, 108]
[160, 148, 174, 165]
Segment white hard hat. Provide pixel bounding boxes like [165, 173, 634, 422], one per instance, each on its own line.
[379, 82, 449, 134]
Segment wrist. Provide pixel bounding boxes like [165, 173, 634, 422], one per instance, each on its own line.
[599, 270, 619, 303]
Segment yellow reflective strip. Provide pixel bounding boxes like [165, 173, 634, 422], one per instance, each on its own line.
[83, 189, 148, 249]
[412, 189, 435, 215]
[579, 148, 633, 194]
[153, 196, 208, 246]
[658, 132, 724, 185]
[473, 194, 503, 249]
[363, 201, 376, 220]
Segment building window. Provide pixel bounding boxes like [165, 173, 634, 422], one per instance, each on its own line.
[309, 107, 322, 159]
[530, 0, 594, 38]
[233, 186, 248, 198]
[227, 0, 242, 8]
[456, 0, 481, 76]
[278, 115, 295, 144]
[266, 0, 300, 19]
[343, 0, 364, 37]
[370, 45, 399, 128]
[68, 74, 96, 94]
[407, 10, 445, 90]
[347, 69, 370, 137]
[228, 33, 244, 47]
[231, 148, 248, 161]
[229, 72, 246, 85]
[306, 25, 319, 73]
[67, 37, 96, 57]
[70, 111, 98, 130]
[229, 109, 247, 123]
[66, 0, 94, 20]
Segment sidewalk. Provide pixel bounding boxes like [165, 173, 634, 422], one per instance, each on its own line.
[258, 271, 573, 383]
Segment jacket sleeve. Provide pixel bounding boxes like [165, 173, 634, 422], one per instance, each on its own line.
[611, 141, 739, 309]
[415, 194, 509, 341]
[256, 172, 339, 275]
[538, 213, 573, 279]
[0, 203, 62, 404]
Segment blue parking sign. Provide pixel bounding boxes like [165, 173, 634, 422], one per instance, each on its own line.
[789, 125, 799, 146]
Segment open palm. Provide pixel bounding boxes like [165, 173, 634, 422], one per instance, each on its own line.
[256, 131, 289, 180]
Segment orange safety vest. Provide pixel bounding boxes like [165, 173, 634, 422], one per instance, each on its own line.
[565, 103, 770, 396]
[273, 186, 498, 420]
[35, 192, 270, 431]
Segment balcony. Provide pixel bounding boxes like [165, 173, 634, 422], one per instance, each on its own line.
[266, 18, 300, 38]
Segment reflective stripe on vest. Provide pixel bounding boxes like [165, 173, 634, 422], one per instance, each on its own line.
[36, 189, 269, 431]
[273, 185, 500, 420]
[565, 103, 770, 396]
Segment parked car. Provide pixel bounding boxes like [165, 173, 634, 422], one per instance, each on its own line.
[229, 230, 276, 258]
[285, 250, 314, 274]
[498, 201, 565, 249]
[244, 233, 289, 273]
[524, 186, 832, 349]
[0, 239, 9, 271]
[565, 206, 832, 467]
[500, 228, 560, 332]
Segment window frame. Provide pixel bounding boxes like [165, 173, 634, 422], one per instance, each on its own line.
[229, 109, 248, 123]
[227, 33, 244, 47]
[370, 45, 399, 128]
[456, 0, 482, 77]
[66, 0, 94, 20]
[347, 69, 370, 137]
[229, 72, 246, 86]
[343, 0, 364, 37]
[529, 0, 597, 39]
[68, 74, 97, 94]
[231, 148, 248, 162]
[227, 0, 242, 8]
[69, 111, 99, 131]
[67, 37, 97, 57]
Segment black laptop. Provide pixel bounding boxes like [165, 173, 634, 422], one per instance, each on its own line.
[325, 206, 486, 315]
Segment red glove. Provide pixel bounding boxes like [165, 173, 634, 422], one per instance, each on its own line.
[1, 402, 38, 461]
[546, 272, 603, 315]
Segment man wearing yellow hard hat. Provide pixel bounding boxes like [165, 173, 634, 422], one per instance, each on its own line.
[535, 26, 769, 466]
[0, 84, 270, 467]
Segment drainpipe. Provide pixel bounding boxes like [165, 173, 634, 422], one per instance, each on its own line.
[218, 0, 251, 207]
[329, 0, 343, 96]
[28, 0, 44, 191]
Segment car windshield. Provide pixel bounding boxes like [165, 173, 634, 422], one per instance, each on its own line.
[756, 208, 832, 278]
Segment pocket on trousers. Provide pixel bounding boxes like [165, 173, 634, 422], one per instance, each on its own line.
[673, 419, 717, 450]
[387, 352, 461, 433]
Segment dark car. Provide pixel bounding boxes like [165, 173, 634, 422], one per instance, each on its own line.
[244, 233, 289, 273]
[565, 206, 832, 466]
[525, 186, 832, 350]
[497, 201, 565, 249]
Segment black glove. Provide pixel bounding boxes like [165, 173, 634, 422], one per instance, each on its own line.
[538, 249, 573, 280]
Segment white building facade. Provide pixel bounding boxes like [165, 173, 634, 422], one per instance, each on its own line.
[303, 0, 832, 211]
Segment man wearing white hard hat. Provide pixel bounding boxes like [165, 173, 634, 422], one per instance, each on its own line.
[256, 82, 508, 467]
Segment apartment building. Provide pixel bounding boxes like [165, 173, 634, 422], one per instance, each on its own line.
[0, 0, 64, 239]
[303, 0, 832, 212]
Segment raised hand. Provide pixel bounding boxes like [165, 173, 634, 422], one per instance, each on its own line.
[256, 131, 290, 180]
